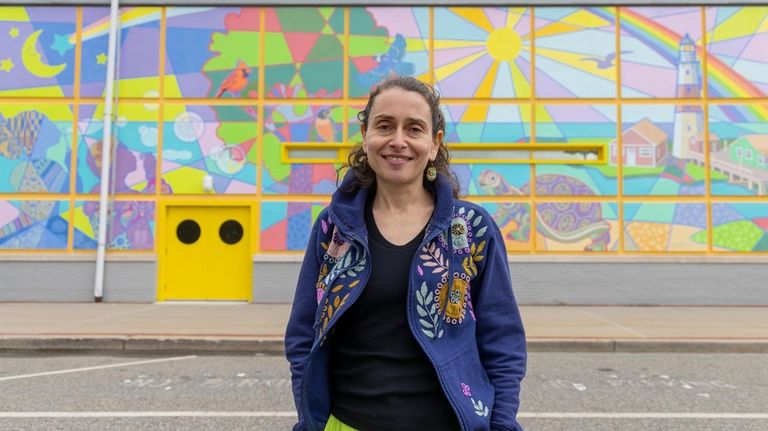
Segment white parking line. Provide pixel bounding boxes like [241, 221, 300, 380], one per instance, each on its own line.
[519, 412, 768, 419]
[575, 308, 647, 338]
[0, 412, 766, 419]
[0, 412, 296, 418]
[0, 356, 197, 382]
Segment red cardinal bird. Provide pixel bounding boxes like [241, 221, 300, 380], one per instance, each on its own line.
[215, 61, 251, 98]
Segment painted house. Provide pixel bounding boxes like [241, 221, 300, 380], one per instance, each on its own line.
[691, 133, 719, 154]
[729, 135, 768, 169]
[610, 118, 668, 167]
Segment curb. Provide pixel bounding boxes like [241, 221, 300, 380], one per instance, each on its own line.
[0, 337, 285, 355]
[528, 338, 768, 353]
[2, 337, 767, 354]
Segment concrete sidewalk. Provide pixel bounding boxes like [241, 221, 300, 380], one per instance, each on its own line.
[0, 303, 767, 354]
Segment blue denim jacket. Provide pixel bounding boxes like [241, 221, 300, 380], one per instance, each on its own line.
[285, 172, 527, 431]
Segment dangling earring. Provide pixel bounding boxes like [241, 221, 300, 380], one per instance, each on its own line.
[426, 162, 437, 182]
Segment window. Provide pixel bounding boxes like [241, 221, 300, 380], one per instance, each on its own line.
[736, 148, 743, 158]
[745, 149, 753, 160]
[640, 148, 653, 157]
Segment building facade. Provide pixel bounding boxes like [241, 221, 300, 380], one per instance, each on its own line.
[0, 5, 766, 304]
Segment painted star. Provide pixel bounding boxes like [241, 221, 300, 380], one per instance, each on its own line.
[96, 53, 108, 65]
[51, 33, 74, 56]
[8, 27, 19, 39]
[0, 58, 14, 73]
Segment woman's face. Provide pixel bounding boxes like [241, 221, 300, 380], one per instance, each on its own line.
[362, 87, 442, 191]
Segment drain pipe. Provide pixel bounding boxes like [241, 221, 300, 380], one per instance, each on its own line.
[93, 0, 121, 302]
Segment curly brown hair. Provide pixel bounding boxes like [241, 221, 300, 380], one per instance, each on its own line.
[341, 76, 459, 197]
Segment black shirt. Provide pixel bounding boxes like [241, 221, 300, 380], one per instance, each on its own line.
[327, 196, 459, 431]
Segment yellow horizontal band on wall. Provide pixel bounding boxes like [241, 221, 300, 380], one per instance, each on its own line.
[282, 142, 606, 165]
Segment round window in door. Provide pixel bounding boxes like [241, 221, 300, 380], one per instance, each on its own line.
[219, 220, 244, 245]
[177, 219, 201, 244]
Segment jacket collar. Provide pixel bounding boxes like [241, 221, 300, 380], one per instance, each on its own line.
[328, 170, 455, 240]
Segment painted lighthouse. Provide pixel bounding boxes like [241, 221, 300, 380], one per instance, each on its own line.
[672, 33, 703, 160]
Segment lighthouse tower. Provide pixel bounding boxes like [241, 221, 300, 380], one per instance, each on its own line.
[672, 33, 703, 159]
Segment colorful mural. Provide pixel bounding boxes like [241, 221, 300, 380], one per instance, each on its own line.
[0, 105, 72, 194]
[163, 104, 256, 194]
[261, 201, 327, 251]
[0, 7, 76, 98]
[76, 103, 160, 195]
[0, 6, 766, 254]
[72, 200, 155, 250]
[624, 202, 707, 251]
[0, 200, 69, 249]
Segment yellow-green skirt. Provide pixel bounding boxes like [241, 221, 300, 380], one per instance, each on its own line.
[323, 414, 358, 431]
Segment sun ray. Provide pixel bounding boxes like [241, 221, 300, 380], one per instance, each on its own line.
[463, 104, 490, 123]
[535, 105, 555, 124]
[709, 8, 766, 43]
[535, 22, 586, 39]
[535, 46, 616, 81]
[506, 8, 526, 29]
[474, 61, 500, 98]
[449, 7, 495, 33]
[434, 50, 488, 82]
[509, 61, 530, 97]
[433, 40, 487, 49]
[559, 8, 613, 29]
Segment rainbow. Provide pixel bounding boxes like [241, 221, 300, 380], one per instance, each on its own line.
[68, 7, 212, 44]
[589, 7, 768, 122]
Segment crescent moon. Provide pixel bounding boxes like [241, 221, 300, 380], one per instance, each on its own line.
[21, 30, 66, 78]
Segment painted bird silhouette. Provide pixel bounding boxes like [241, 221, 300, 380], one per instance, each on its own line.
[580, 51, 633, 69]
[355, 34, 415, 89]
[215, 61, 251, 98]
[314, 109, 336, 142]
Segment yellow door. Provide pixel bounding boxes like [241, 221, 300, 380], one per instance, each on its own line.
[164, 206, 251, 301]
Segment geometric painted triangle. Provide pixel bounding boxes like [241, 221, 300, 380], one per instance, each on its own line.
[285, 33, 320, 63]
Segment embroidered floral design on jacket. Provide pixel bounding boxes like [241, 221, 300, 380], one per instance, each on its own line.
[461, 383, 489, 417]
[315, 241, 366, 336]
[435, 272, 470, 323]
[416, 282, 444, 339]
[425, 206, 490, 326]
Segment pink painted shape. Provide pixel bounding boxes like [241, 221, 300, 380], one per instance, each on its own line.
[161, 160, 182, 173]
[434, 46, 486, 68]
[0, 201, 21, 227]
[261, 219, 287, 251]
[438, 55, 493, 98]
[753, 217, 768, 231]
[225, 7, 260, 31]
[544, 105, 615, 124]
[124, 165, 147, 189]
[738, 32, 768, 63]
[224, 179, 257, 194]
[633, 7, 702, 39]
[709, 37, 748, 58]
[367, 7, 421, 37]
[284, 32, 321, 63]
[622, 62, 677, 98]
[264, 8, 281, 32]
[312, 165, 338, 183]
[485, 8, 507, 29]
[198, 126, 225, 156]
[352, 56, 378, 73]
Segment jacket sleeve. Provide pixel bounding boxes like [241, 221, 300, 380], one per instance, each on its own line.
[472, 210, 527, 431]
[284, 212, 325, 431]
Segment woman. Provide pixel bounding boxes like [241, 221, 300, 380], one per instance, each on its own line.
[285, 76, 527, 431]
